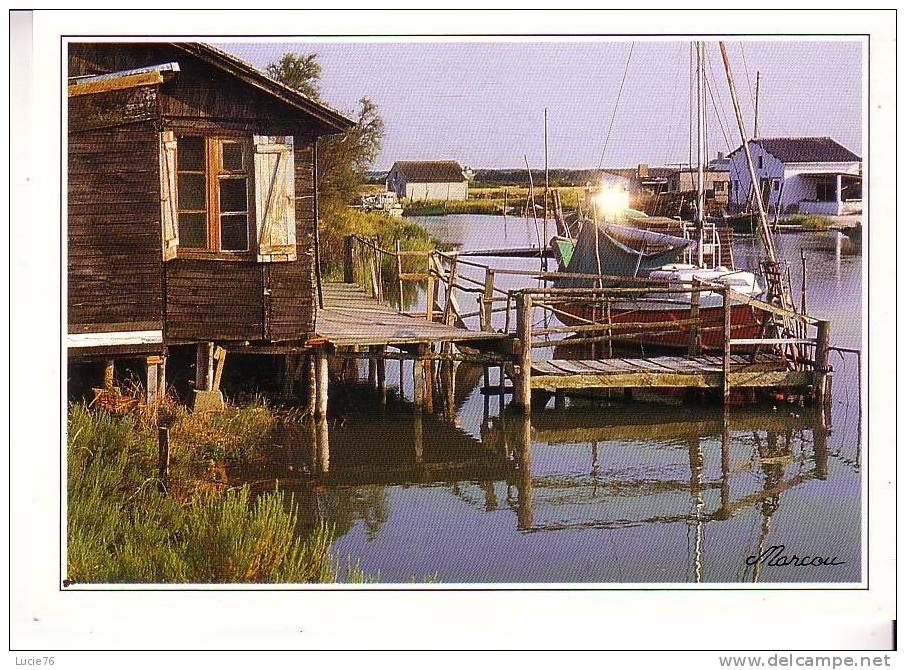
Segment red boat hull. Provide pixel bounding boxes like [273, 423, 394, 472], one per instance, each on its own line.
[556, 301, 764, 351]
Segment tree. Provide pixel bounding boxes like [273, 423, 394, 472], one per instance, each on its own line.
[266, 53, 321, 101]
[266, 52, 386, 276]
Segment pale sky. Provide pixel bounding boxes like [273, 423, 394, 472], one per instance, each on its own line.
[219, 40, 863, 171]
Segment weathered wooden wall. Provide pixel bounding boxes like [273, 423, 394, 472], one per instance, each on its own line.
[69, 42, 324, 344]
[68, 90, 163, 333]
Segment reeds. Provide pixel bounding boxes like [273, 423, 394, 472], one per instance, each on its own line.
[66, 403, 336, 583]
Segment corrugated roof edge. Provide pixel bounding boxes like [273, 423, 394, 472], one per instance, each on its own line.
[173, 42, 356, 133]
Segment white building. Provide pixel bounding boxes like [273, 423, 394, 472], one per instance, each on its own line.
[386, 161, 468, 201]
[727, 137, 861, 216]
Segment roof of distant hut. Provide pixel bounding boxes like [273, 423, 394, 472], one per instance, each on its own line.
[728, 137, 860, 163]
[391, 161, 467, 183]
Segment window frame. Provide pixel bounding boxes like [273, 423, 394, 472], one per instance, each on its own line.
[174, 133, 256, 260]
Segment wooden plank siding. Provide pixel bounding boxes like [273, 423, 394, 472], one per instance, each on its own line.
[68, 114, 163, 334]
[68, 43, 335, 347]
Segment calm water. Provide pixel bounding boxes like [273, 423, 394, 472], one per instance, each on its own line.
[283, 215, 863, 584]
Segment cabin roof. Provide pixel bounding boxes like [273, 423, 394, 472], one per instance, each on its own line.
[172, 43, 355, 132]
[729, 137, 860, 163]
[391, 161, 466, 183]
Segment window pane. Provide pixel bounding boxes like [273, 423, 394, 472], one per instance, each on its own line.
[177, 136, 205, 171]
[179, 212, 207, 248]
[178, 173, 206, 211]
[219, 178, 248, 213]
[222, 142, 244, 171]
[221, 214, 249, 251]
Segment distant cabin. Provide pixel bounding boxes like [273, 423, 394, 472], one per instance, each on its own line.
[727, 137, 861, 216]
[67, 42, 353, 397]
[386, 161, 468, 201]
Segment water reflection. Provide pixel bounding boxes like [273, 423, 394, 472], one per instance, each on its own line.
[269, 216, 860, 583]
[268, 375, 855, 583]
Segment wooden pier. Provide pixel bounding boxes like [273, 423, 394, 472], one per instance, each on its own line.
[306, 235, 831, 418]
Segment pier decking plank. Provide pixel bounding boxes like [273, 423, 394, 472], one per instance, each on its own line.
[531, 355, 811, 391]
[316, 283, 508, 347]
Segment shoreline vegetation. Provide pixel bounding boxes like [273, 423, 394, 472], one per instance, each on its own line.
[67, 399, 378, 584]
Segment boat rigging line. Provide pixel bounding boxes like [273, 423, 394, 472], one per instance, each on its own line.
[596, 41, 634, 170]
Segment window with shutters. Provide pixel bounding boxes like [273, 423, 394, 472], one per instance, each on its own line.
[175, 135, 252, 254]
[163, 133, 297, 262]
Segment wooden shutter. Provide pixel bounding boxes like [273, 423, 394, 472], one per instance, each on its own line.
[253, 135, 297, 262]
[159, 131, 179, 260]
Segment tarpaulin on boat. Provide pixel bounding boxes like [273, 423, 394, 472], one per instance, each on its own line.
[556, 220, 694, 288]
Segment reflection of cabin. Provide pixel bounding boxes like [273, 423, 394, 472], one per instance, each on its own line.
[727, 137, 861, 216]
[67, 43, 354, 398]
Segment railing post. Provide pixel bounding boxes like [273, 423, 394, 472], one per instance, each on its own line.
[515, 292, 533, 412]
[688, 279, 701, 356]
[482, 268, 495, 332]
[722, 287, 732, 402]
[814, 320, 831, 406]
[343, 236, 355, 283]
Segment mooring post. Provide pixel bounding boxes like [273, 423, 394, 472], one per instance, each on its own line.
[315, 347, 329, 417]
[689, 279, 702, 357]
[316, 414, 330, 474]
[343, 235, 355, 283]
[515, 292, 533, 412]
[195, 342, 215, 391]
[814, 320, 831, 406]
[103, 359, 115, 389]
[482, 268, 495, 331]
[157, 425, 170, 492]
[722, 287, 732, 402]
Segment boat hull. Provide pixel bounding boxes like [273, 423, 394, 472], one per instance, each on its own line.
[555, 301, 764, 352]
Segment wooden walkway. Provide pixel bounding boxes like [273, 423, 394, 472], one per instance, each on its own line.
[530, 354, 812, 390]
[316, 283, 507, 348]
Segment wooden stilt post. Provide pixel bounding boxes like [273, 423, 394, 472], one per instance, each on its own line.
[315, 347, 329, 417]
[145, 355, 165, 406]
[368, 346, 378, 388]
[306, 353, 317, 416]
[424, 346, 435, 413]
[722, 287, 732, 402]
[413, 410, 424, 465]
[344, 236, 355, 284]
[413, 344, 427, 410]
[103, 359, 115, 389]
[195, 342, 214, 391]
[515, 292, 533, 412]
[814, 320, 831, 406]
[377, 346, 387, 405]
[280, 354, 296, 398]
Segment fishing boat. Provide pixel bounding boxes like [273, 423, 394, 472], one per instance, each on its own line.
[549, 42, 764, 351]
[550, 218, 764, 351]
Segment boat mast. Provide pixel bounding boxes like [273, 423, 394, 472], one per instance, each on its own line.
[696, 41, 706, 268]
[754, 70, 761, 139]
[718, 42, 778, 266]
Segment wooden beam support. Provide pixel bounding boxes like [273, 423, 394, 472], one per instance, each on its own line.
[195, 342, 215, 391]
[103, 359, 115, 389]
[145, 355, 165, 406]
[515, 292, 533, 412]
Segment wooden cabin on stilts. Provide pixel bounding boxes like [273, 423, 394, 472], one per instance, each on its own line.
[67, 42, 354, 413]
